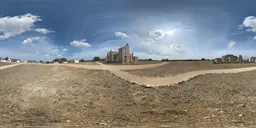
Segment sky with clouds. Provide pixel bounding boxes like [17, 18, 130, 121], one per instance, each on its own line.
[1, 0, 256, 61]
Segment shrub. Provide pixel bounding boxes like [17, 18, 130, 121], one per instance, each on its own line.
[93, 56, 100, 61]
[201, 58, 206, 61]
[79, 59, 85, 62]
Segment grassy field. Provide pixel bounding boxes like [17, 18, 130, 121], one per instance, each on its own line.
[124, 61, 256, 77]
[1, 64, 256, 127]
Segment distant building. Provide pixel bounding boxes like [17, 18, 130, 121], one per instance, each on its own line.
[213, 58, 222, 64]
[222, 54, 238, 63]
[244, 59, 250, 63]
[250, 57, 256, 63]
[106, 43, 138, 63]
[27, 60, 37, 63]
[0, 60, 7, 62]
[238, 55, 243, 63]
[10, 59, 20, 63]
[68, 59, 79, 63]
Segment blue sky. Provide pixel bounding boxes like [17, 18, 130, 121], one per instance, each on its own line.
[1, 0, 256, 61]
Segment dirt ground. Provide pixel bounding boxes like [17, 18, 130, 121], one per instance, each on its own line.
[73, 62, 100, 65]
[104, 60, 162, 65]
[124, 61, 256, 77]
[0, 62, 13, 66]
[1, 64, 256, 127]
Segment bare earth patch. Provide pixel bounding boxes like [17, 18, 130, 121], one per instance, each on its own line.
[74, 62, 100, 65]
[124, 61, 256, 77]
[1, 64, 256, 127]
[0, 62, 13, 67]
[104, 60, 163, 65]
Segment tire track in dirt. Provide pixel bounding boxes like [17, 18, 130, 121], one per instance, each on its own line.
[59, 62, 256, 86]
[0, 63, 22, 70]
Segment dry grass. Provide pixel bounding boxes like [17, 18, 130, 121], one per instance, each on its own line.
[104, 60, 162, 65]
[124, 61, 256, 77]
[74, 62, 100, 65]
[0, 62, 13, 66]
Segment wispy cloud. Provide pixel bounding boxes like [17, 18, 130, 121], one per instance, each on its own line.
[34, 28, 53, 34]
[228, 40, 236, 49]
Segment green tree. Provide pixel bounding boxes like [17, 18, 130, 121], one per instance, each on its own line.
[93, 56, 100, 61]
[201, 58, 206, 61]
[60, 58, 67, 63]
[79, 59, 85, 62]
[53, 58, 61, 63]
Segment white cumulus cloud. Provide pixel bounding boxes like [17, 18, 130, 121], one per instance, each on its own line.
[149, 29, 165, 40]
[228, 40, 236, 49]
[253, 36, 256, 40]
[169, 44, 184, 53]
[62, 48, 68, 52]
[22, 37, 46, 46]
[0, 13, 51, 40]
[70, 39, 91, 48]
[115, 32, 129, 39]
[240, 16, 256, 39]
[241, 16, 256, 32]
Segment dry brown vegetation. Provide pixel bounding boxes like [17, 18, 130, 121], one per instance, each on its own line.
[74, 62, 100, 65]
[1, 64, 256, 127]
[124, 61, 256, 77]
[0, 62, 12, 66]
[104, 60, 163, 65]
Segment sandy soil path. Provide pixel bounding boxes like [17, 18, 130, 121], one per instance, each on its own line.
[0, 63, 22, 70]
[60, 62, 256, 86]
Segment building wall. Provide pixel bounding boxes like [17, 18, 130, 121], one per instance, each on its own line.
[222, 55, 238, 63]
[106, 43, 138, 63]
[222, 56, 226, 63]
[238, 55, 243, 63]
[132, 56, 138, 63]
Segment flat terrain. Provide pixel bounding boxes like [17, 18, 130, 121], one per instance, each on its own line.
[0, 62, 12, 66]
[125, 61, 256, 77]
[1, 64, 256, 127]
[104, 60, 163, 65]
[73, 62, 100, 65]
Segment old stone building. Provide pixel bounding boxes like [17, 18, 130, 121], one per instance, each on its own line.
[238, 55, 243, 63]
[213, 58, 222, 64]
[106, 43, 138, 63]
[250, 57, 256, 63]
[222, 54, 239, 63]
